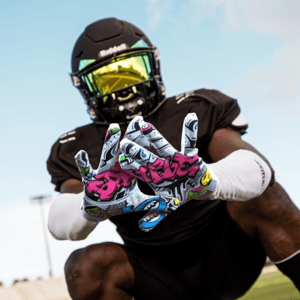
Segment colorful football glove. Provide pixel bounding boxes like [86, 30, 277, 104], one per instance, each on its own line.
[74, 123, 179, 231]
[119, 113, 218, 227]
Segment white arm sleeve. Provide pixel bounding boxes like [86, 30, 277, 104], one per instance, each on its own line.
[208, 149, 272, 201]
[48, 192, 99, 241]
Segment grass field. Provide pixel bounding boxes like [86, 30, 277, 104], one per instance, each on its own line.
[238, 265, 300, 300]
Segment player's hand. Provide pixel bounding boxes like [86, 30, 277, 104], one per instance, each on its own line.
[119, 113, 218, 208]
[74, 123, 179, 231]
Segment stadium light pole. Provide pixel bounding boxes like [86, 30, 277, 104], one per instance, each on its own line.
[30, 195, 53, 277]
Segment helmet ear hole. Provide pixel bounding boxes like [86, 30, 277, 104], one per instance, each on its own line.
[70, 18, 166, 124]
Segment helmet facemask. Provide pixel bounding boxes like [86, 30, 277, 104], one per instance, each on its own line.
[71, 46, 166, 124]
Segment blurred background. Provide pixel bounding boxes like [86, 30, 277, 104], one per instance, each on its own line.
[1, 0, 299, 289]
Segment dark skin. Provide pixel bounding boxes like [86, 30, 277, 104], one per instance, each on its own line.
[208, 128, 300, 260]
[63, 127, 300, 300]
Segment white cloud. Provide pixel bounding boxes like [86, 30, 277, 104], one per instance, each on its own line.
[216, 0, 300, 42]
[190, 0, 300, 113]
[248, 44, 300, 103]
[144, 0, 300, 117]
[145, 0, 173, 31]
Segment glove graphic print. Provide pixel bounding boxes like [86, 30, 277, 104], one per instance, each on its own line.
[75, 123, 179, 231]
[119, 113, 218, 226]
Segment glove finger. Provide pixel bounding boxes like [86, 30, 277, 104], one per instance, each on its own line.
[119, 151, 161, 185]
[124, 116, 151, 149]
[120, 138, 159, 168]
[181, 113, 199, 156]
[119, 153, 144, 172]
[75, 150, 94, 178]
[97, 123, 121, 173]
[138, 211, 169, 232]
[140, 121, 177, 158]
[120, 139, 180, 185]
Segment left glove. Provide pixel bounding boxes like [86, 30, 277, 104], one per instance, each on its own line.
[75, 123, 179, 232]
[119, 113, 218, 207]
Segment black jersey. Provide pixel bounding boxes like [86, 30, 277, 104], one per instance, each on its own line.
[47, 88, 247, 247]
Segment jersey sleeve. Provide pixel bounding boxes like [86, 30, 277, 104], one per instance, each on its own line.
[47, 137, 82, 192]
[176, 88, 248, 162]
[187, 88, 248, 134]
[47, 124, 105, 192]
[211, 89, 248, 134]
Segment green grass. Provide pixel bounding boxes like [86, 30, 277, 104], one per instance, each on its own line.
[238, 266, 300, 300]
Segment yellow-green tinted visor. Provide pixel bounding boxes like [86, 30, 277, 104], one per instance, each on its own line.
[81, 53, 152, 102]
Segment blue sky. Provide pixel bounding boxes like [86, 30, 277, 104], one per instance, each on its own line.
[1, 0, 300, 286]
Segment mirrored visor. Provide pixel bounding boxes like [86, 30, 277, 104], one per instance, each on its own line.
[81, 53, 152, 101]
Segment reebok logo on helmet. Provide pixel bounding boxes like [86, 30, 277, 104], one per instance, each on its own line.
[98, 43, 128, 58]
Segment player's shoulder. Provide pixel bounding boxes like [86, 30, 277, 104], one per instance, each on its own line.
[170, 88, 237, 106]
[164, 88, 248, 133]
[59, 123, 96, 141]
[50, 123, 102, 154]
[54, 123, 93, 143]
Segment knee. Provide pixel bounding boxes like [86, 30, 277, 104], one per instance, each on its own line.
[64, 243, 134, 300]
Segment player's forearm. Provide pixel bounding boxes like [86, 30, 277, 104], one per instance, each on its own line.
[48, 192, 98, 240]
[208, 149, 272, 201]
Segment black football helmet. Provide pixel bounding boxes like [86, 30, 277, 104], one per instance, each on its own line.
[70, 18, 166, 124]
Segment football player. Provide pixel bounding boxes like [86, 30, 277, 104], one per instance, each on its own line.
[47, 18, 300, 300]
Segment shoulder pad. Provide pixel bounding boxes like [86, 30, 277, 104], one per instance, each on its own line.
[175, 90, 197, 104]
[174, 88, 230, 105]
[230, 113, 248, 134]
[231, 113, 248, 127]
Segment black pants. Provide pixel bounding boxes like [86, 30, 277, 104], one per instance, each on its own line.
[121, 202, 266, 300]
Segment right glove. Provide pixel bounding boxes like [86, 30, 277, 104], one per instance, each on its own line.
[119, 113, 218, 227]
[74, 123, 179, 231]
